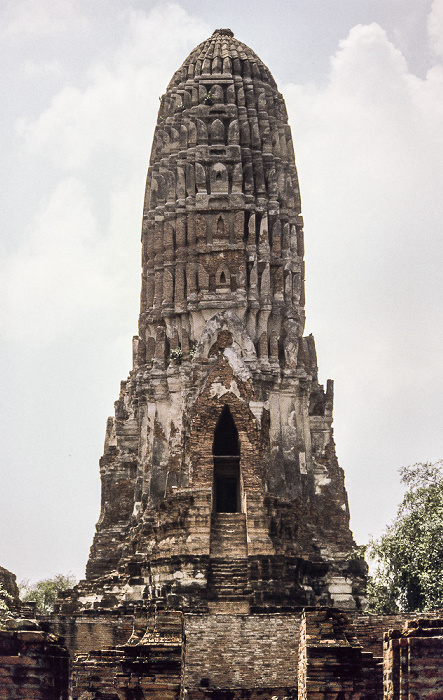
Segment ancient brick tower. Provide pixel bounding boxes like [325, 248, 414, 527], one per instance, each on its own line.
[81, 28, 366, 614]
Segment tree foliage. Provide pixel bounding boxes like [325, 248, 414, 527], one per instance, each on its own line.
[0, 583, 14, 621]
[366, 460, 443, 613]
[19, 573, 76, 614]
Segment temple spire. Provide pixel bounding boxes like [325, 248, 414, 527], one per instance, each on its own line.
[81, 30, 366, 614]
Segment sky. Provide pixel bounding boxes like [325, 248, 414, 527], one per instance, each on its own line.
[0, 0, 442, 585]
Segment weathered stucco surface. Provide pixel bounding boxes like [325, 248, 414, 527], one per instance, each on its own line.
[61, 28, 367, 618]
[2, 28, 441, 700]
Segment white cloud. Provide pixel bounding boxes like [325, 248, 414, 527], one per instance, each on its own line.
[4, 0, 89, 37]
[284, 19, 443, 300]
[283, 15, 443, 540]
[428, 0, 443, 58]
[17, 4, 209, 169]
[0, 177, 107, 342]
[23, 60, 64, 77]
[2, 4, 209, 345]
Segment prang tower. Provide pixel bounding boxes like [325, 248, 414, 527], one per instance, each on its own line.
[83, 29, 366, 612]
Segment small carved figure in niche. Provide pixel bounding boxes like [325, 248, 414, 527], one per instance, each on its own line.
[283, 318, 299, 369]
[215, 265, 231, 291]
[211, 164, 229, 194]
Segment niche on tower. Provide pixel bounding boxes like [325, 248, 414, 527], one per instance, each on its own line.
[212, 405, 241, 513]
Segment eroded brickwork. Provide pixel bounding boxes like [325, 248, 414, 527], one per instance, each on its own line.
[383, 618, 443, 700]
[63, 27, 367, 618]
[71, 610, 184, 700]
[4, 25, 443, 700]
[350, 610, 443, 659]
[0, 622, 69, 700]
[298, 608, 382, 700]
[0, 567, 19, 604]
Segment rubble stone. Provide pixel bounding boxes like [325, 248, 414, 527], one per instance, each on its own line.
[7, 27, 440, 700]
[0, 624, 69, 700]
[72, 26, 367, 618]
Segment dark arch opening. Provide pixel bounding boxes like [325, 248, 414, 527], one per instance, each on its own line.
[217, 215, 225, 236]
[212, 406, 241, 513]
[213, 405, 239, 455]
[220, 271, 226, 285]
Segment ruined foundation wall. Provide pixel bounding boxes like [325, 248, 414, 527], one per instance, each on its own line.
[28, 606, 443, 698]
[49, 611, 133, 655]
[297, 608, 383, 700]
[350, 610, 443, 659]
[0, 626, 69, 700]
[383, 617, 443, 700]
[184, 612, 300, 691]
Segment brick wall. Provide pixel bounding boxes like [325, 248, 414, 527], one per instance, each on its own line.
[184, 612, 300, 692]
[0, 625, 69, 700]
[50, 611, 133, 654]
[71, 609, 184, 700]
[351, 610, 443, 659]
[297, 608, 382, 700]
[383, 617, 443, 700]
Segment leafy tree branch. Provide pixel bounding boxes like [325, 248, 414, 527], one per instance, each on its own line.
[19, 573, 76, 614]
[366, 460, 443, 613]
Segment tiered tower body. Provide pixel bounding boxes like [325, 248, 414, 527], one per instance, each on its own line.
[82, 29, 366, 613]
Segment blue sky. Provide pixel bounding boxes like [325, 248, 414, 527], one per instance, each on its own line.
[0, 0, 442, 583]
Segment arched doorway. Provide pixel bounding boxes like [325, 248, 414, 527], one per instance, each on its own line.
[212, 405, 241, 513]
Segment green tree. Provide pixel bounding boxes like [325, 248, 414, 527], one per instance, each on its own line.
[366, 460, 443, 613]
[0, 583, 14, 621]
[19, 573, 76, 614]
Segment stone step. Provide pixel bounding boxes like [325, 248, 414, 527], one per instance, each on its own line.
[209, 560, 247, 570]
[211, 576, 246, 583]
[207, 558, 249, 601]
[210, 566, 247, 575]
[211, 524, 246, 533]
[211, 513, 246, 523]
[210, 513, 248, 558]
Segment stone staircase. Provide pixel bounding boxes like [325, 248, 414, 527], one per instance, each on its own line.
[208, 513, 250, 611]
[209, 513, 248, 558]
[208, 559, 249, 599]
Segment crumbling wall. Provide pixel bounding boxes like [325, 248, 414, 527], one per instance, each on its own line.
[0, 621, 69, 700]
[71, 610, 184, 700]
[49, 610, 133, 655]
[297, 607, 382, 700]
[184, 612, 300, 693]
[350, 610, 443, 659]
[383, 617, 443, 700]
[0, 567, 19, 602]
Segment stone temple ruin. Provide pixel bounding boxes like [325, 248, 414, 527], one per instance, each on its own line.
[81, 25, 367, 615]
[2, 28, 443, 700]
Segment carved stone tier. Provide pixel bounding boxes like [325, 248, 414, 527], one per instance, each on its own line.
[75, 29, 366, 615]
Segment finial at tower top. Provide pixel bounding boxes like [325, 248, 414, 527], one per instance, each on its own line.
[212, 28, 234, 37]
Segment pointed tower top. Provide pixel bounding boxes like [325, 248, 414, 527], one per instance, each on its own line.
[212, 28, 234, 37]
[167, 28, 277, 90]
[80, 29, 367, 615]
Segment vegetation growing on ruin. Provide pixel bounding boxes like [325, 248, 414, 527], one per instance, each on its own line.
[366, 460, 443, 613]
[19, 573, 76, 614]
[0, 583, 14, 620]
